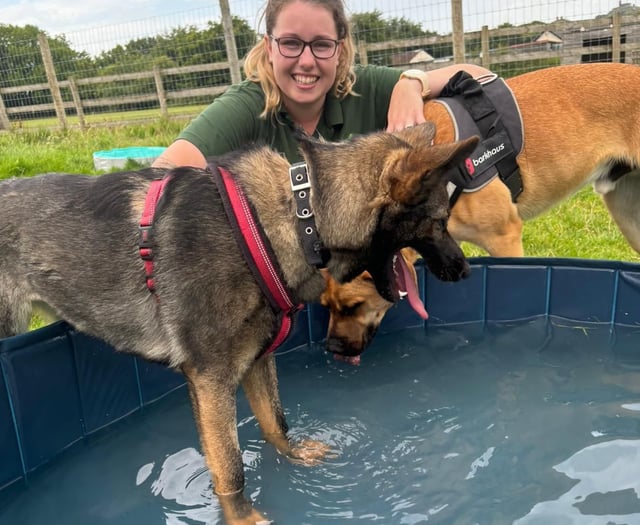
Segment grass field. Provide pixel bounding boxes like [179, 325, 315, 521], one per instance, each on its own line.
[1, 120, 639, 263]
[8, 105, 207, 131]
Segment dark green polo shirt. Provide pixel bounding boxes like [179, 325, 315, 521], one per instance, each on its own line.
[178, 64, 402, 163]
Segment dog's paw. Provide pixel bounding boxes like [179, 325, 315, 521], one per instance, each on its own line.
[231, 516, 272, 525]
[287, 439, 337, 466]
[228, 517, 271, 525]
[216, 491, 271, 525]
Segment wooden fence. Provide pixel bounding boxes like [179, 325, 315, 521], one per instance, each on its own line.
[1, 12, 638, 131]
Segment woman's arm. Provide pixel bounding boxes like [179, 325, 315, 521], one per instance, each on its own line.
[386, 63, 492, 132]
[152, 139, 207, 169]
[152, 81, 265, 169]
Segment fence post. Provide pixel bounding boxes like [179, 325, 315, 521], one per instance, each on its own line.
[358, 41, 369, 65]
[612, 12, 621, 63]
[481, 25, 490, 68]
[67, 77, 86, 130]
[0, 92, 10, 130]
[219, 0, 242, 83]
[38, 32, 67, 130]
[451, 0, 465, 63]
[153, 66, 168, 117]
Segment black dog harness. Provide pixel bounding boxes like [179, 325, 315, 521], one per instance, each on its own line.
[138, 167, 302, 357]
[434, 71, 524, 206]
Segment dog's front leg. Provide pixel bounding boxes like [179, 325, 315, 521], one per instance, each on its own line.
[241, 354, 332, 465]
[450, 182, 525, 256]
[182, 363, 270, 525]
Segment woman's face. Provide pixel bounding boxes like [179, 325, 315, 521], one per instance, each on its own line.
[265, 0, 342, 112]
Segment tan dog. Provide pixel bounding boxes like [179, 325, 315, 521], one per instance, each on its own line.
[323, 62, 640, 357]
[430, 62, 640, 256]
[320, 248, 420, 364]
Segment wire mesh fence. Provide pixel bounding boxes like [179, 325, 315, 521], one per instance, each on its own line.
[0, 0, 638, 129]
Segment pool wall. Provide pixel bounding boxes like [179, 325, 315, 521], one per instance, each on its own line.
[2, 257, 640, 495]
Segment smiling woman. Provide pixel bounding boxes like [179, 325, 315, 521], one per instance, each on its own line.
[261, 0, 348, 133]
[151, 0, 489, 171]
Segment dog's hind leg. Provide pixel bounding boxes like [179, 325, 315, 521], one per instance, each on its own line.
[241, 354, 331, 465]
[0, 278, 32, 338]
[597, 170, 640, 254]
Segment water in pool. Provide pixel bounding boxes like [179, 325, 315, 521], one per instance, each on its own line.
[2, 317, 640, 524]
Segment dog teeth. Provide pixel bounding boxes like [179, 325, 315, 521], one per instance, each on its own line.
[392, 254, 399, 277]
[399, 290, 408, 299]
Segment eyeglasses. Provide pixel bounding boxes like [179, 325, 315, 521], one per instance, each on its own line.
[270, 35, 340, 59]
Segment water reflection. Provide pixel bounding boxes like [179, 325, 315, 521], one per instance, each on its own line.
[515, 439, 640, 524]
[136, 447, 218, 524]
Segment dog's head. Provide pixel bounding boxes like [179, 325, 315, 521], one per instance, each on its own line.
[298, 122, 478, 304]
[366, 134, 478, 301]
[320, 248, 421, 364]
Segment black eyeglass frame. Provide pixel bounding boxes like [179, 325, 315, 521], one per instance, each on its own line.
[269, 35, 341, 59]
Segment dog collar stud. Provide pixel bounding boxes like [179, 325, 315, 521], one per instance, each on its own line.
[289, 162, 329, 268]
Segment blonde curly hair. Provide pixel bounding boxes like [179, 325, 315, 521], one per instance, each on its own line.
[243, 0, 356, 119]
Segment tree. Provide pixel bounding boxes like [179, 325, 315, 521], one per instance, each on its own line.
[351, 10, 438, 66]
[93, 16, 255, 72]
[90, 16, 256, 97]
[351, 10, 435, 43]
[0, 24, 93, 111]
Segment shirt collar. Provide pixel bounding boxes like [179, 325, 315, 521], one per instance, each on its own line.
[323, 92, 344, 130]
[278, 92, 345, 137]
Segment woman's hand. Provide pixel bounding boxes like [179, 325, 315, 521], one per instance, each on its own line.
[386, 77, 426, 132]
[386, 64, 493, 133]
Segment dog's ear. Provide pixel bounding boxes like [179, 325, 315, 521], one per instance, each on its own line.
[392, 121, 437, 147]
[382, 135, 479, 206]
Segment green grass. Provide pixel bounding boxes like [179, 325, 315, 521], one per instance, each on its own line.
[461, 186, 640, 262]
[0, 119, 187, 177]
[9, 105, 207, 131]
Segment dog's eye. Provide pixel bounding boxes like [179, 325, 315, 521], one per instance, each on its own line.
[341, 302, 364, 316]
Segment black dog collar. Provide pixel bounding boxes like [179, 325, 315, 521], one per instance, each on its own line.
[289, 162, 330, 268]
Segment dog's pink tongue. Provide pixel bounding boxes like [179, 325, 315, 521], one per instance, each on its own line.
[395, 253, 428, 320]
[333, 353, 361, 365]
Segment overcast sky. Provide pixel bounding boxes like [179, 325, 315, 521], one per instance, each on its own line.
[0, 0, 630, 54]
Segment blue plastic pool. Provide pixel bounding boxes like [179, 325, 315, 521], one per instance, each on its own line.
[93, 146, 167, 171]
[2, 257, 640, 523]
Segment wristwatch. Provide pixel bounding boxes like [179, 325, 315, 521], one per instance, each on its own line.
[399, 69, 431, 99]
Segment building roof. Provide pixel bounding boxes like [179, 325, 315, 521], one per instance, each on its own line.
[536, 30, 563, 43]
[390, 49, 434, 66]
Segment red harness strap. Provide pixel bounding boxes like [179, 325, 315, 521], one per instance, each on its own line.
[138, 169, 301, 356]
[215, 166, 302, 355]
[138, 176, 172, 293]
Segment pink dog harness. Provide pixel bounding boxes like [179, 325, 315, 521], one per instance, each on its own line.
[138, 167, 302, 357]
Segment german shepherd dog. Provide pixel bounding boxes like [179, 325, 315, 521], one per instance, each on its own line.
[322, 62, 640, 357]
[0, 124, 477, 525]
